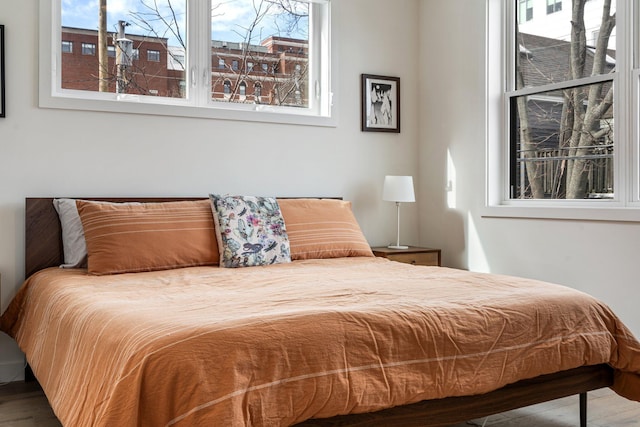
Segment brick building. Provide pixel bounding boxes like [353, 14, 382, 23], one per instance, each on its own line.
[61, 27, 181, 97]
[61, 27, 309, 107]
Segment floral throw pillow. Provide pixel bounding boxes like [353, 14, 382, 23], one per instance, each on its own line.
[209, 194, 291, 268]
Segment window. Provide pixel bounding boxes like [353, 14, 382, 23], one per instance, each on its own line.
[61, 40, 72, 53]
[147, 49, 160, 62]
[107, 45, 115, 57]
[261, 63, 269, 73]
[223, 80, 231, 94]
[488, 0, 640, 220]
[239, 81, 247, 96]
[254, 83, 262, 100]
[546, 0, 562, 14]
[519, 0, 533, 23]
[81, 42, 95, 55]
[40, 0, 334, 126]
[168, 49, 185, 70]
[510, 0, 616, 200]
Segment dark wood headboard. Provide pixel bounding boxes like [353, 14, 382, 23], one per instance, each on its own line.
[25, 198, 205, 278]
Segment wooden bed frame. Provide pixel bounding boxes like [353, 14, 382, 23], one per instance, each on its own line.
[24, 197, 614, 427]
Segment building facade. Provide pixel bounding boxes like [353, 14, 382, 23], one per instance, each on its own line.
[518, 0, 616, 49]
[60, 27, 309, 107]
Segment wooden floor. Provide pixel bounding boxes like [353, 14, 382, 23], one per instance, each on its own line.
[0, 381, 638, 426]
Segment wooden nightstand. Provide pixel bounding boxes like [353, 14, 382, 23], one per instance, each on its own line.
[371, 246, 441, 266]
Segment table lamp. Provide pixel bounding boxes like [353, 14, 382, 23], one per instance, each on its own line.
[383, 175, 415, 249]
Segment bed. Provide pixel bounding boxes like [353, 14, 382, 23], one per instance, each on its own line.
[1, 197, 639, 426]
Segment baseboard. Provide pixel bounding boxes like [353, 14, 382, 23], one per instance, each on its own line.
[0, 359, 26, 383]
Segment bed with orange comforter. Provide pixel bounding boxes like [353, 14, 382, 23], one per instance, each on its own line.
[2, 256, 640, 426]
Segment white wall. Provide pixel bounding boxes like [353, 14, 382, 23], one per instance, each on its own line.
[8, 0, 636, 386]
[418, 0, 640, 337]
[0, 0, 421, 381]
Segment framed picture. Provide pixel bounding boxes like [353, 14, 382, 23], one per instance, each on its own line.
[361, 74, 400, 133]
[0, 25, 4, 118]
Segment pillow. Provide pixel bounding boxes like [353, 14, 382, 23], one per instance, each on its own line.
[209, 194, 291, 268]
[76, 199, 218, 275]
[276, 198, 374, 260]
[53, 198, 88, 268]
[53, 198, 143, 268]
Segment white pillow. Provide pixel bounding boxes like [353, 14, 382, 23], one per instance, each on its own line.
[53, 198, 87, 268]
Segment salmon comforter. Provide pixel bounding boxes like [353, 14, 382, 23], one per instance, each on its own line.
[2, 257, 640, 426]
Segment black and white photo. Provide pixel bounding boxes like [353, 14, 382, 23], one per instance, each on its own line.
[361, 74, 400, 133]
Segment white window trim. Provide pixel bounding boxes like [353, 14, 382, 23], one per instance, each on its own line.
[38, 0, 338, 127]
[483, 0, 640, 222]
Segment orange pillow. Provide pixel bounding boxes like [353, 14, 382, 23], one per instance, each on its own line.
[277, 198, 373, 260]
[76, 200, 219, 275]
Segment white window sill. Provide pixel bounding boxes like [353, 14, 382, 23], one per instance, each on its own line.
[39, 92, 338, 128]
[481, 203, 640, 222]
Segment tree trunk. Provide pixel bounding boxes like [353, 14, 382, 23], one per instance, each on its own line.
[98, 0, 108, 92]
[515, 29, 544, 199]
[565, 0, 615, 198]
[515, 88, 545, 199]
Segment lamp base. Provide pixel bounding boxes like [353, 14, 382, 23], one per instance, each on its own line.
[387, 245, 409, 250]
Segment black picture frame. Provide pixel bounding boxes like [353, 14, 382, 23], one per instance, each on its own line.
[361, 74, 400, 133]
[0, 25, 5, 118]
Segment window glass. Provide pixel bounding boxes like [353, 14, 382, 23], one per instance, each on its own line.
[168, 48, 184, 70]
[210, 0, 310, 107]
[519, 0, 533, 23]
[510, 82, 614, 199]
[60, 0, 187, 98]
[147, 49, 161, 62]
[510, 0, 617, 200]
[61, 40, 73, 53]
[81, 42, 96, 55]
[517, 1, 616, 89]
[546, 0, 562, 14]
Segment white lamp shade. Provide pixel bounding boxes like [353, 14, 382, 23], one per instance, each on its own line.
[383, 176, 415, 203]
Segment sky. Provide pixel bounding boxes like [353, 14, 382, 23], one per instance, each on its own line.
[61, 0, 308, 46]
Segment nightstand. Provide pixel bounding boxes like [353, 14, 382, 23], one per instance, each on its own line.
[371, 246, 441, 267]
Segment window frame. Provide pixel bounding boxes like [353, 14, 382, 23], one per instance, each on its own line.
[81, 42, 96, 56]
[546, 0, 562, 14]
[519, 0, 534, 23]
[61, 40, 72, 53]
[147, 49, 161, 62]
[484, 0, 640, 222]
[38, 0, 337, 127]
